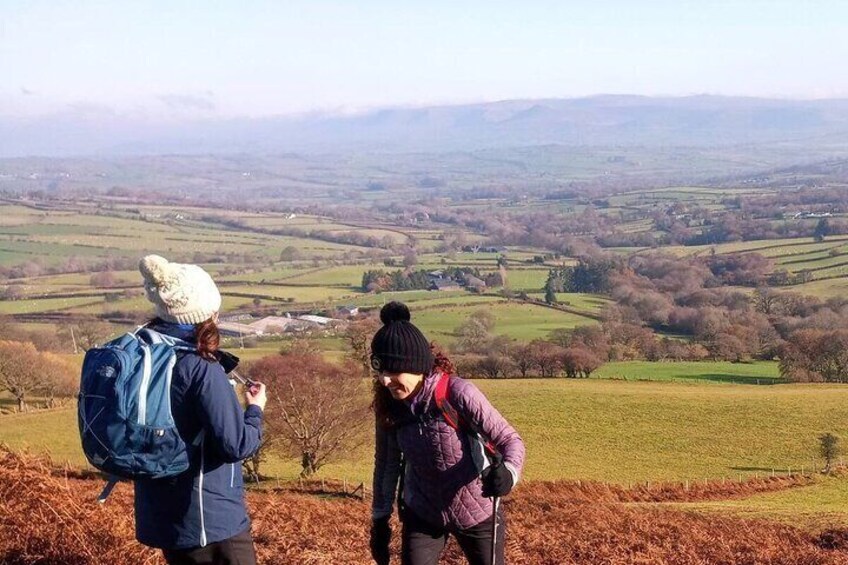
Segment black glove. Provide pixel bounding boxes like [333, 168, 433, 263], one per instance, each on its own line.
[370, 516, 391, 565]
[481, 461, 514, 498]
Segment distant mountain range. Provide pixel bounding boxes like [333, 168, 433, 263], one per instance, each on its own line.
[3, 95, 848, 158]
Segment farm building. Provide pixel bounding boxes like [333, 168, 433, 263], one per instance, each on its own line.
[337, 305, 360, 317]
[249, 316, 305, 334]
[297, 314, 342, 327]
[429, 279, 462, 291]
[218, 321, 262, 337]
[464, 275, 487, 290]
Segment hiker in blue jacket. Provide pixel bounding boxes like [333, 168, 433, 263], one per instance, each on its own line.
[134, 255, 266, 565]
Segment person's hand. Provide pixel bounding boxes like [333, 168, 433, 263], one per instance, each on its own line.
[481, 461, 514, 498]
[245, 382, 267, 411]
[370, 516, 391, 565]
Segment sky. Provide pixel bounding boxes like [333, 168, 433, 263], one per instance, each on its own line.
[1, 0, 847, 120]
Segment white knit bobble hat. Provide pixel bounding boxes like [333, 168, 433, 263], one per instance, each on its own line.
[139, 254, 222, 325]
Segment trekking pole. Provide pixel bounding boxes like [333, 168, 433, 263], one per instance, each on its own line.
[489, 452, 504, 565]
[490, 495, 500, 565]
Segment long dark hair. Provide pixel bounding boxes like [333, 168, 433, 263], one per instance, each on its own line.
[372, 342, 455, 429]
[149, 316, 220, 361]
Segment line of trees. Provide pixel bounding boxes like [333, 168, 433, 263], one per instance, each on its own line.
[449, 311, 607, 379]
[543, 251, 848, 380]
[361, 266, 492, 293]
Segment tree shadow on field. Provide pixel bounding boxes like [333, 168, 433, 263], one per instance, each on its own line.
[729, 466, 795, 472]
[672, 373, 784, 385]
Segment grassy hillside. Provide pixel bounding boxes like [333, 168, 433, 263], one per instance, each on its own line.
[4, 378, 846, 489]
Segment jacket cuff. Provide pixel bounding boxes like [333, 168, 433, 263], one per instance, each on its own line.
[504, 461, 520, 487]
[245, 404, 263, 419]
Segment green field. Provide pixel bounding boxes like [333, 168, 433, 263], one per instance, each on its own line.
[5, 378, 846, 489]
[413, 302, 598, 342]
[791, 277, 848, 299]
[593, 360, 781, 384]
[682, 477, 848, 530]
[0, 296, 102, 314]
[525, 292, 611, 313]
[0, 203, 375, 269]
[659, 235, 848, 258]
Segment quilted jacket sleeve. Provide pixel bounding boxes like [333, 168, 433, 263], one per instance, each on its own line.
[450, 377, 526, 485]
[372, 420, 403, 519]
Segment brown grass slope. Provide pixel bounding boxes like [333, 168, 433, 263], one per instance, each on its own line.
[1, 447, 847, 565]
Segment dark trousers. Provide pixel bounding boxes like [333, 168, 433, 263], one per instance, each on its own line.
[162, 529, 257, 565]
[401, 508, 506, 565]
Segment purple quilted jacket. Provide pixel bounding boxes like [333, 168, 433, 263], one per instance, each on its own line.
[372, 372, 525, 529]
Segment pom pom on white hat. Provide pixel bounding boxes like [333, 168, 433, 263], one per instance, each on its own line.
[139, 254, 222, 325]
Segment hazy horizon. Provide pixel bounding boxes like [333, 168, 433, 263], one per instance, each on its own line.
[3, 1, 848, 121]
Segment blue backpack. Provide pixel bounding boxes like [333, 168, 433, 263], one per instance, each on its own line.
[78, 328, 197, 501]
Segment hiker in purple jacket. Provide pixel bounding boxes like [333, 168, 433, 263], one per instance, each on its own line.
[369, 302, 525, 565]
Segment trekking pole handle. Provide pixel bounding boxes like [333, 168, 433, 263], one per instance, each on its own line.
[230, 369, 257, 389]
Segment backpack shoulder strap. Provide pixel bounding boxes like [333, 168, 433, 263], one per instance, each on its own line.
[136, 327, 195, 352]
[433, 372, 499, 457]
[433, 371, 462, 430]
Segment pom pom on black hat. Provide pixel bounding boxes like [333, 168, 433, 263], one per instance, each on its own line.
[380, 301, 411, 325]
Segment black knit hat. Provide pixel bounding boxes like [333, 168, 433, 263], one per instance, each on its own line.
[370, 302, 434, 374]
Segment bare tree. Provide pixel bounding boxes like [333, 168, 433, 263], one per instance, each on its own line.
[509, 343, 536, 377]
[454, 310, 497, 354]
[0, 341, 46, 412]
[248, 352, 369, 477]
[343, 315, 382, 379]
[561, 347, 603, 378]
[529, 340, 565, 378]
[752, 287, 780, 315]
[90, 271, 118, 288]
[64, 321, 114, 351]
[38, 352, 77, 408]
[476, 354, 513, 379]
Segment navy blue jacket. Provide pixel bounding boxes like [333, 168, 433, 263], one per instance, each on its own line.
[133, 324, 263, 550]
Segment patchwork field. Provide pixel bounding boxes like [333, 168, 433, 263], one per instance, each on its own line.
[5, 187, 848, 555]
